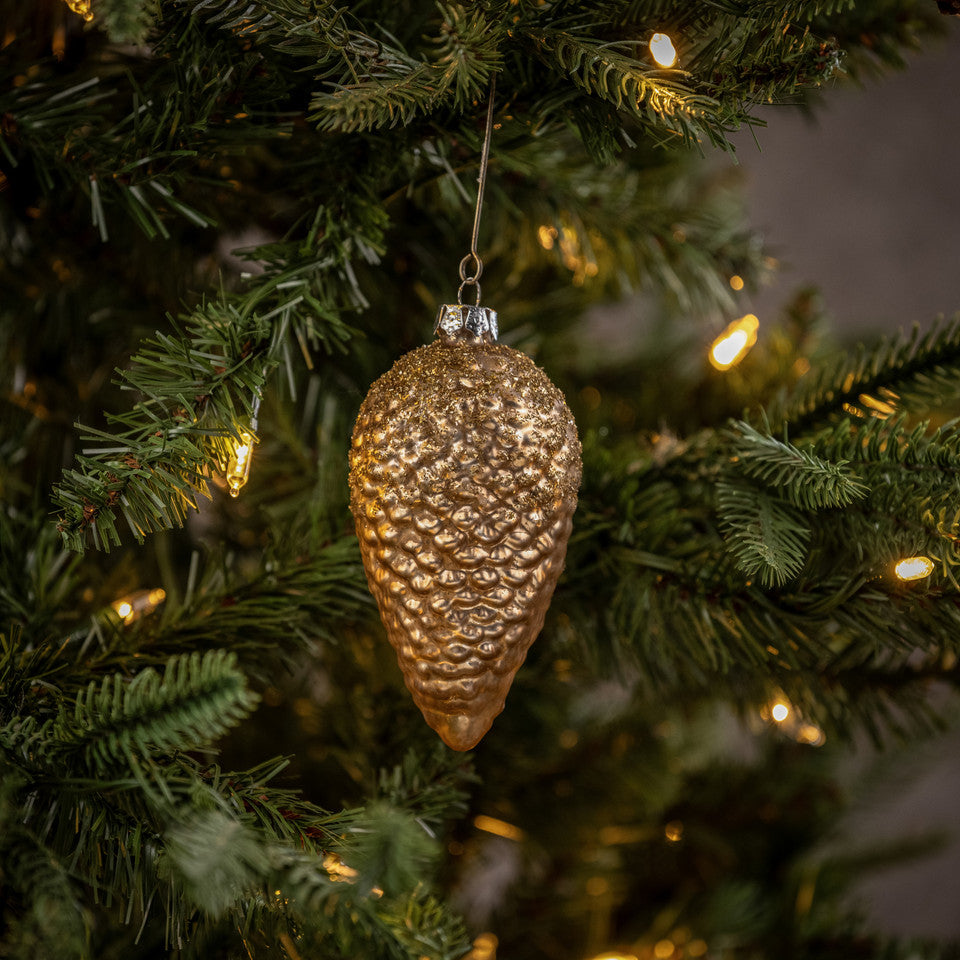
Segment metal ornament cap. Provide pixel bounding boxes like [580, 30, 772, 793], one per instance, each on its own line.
[349, 309, 581, 750]
[435, 303, 499, 342]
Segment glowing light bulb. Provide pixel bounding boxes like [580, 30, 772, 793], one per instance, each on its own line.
[709, 314, 759, 370]
[537, 224, 557, 249]
[63, 0, 94, 21]
[225, 430, 255, 497]
[895, 556, 934, 581]
[322, 852, 358, 882]
[467, 933, 499, 960]
[771, 702, 789, 722]
[111, 588, 166, 623]
[586, 876, 610, 896]
[649, 32, 677, 68]
[797, 723, 826, 747]
[473, 814, 525, 842]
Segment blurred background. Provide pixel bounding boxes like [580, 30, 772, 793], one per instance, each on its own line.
[731, 20, 960, 336]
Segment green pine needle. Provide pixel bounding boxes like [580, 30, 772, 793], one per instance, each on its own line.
[716, 480, 811, 587]
[165, 809, 272, 917]
[528, 28, 724, 149]
[346, 800, 439, 898]
[730, 420, 870, 510]
[47, 650, 258, 771]
[775, 316, 960, 434]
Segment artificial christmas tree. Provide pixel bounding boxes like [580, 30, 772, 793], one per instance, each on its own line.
[3, 1, 960, 958]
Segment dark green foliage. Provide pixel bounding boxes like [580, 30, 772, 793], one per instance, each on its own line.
[164, 810, 272, 917]
[0, 497, 471, 956]
[47, 650, 258, 768]
[773, 317, 960, 431]
[716, 478, 811, 586]
[729, 420, 869, 510]
[526, 28, 726, 147]
[0, 825, 90, 960]
[348, 800, 440, 897]
[3, 0, 960, 958]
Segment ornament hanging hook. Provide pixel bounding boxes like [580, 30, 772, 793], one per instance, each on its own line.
[457, 75, 497, 307]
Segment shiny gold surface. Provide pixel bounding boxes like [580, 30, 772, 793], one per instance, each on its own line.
[349, 335, 581, 750]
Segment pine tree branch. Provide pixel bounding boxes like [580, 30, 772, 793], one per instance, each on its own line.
[491, 140, 770, 311]
[14, 650, 258, 774]
[561, 421, 960, 714]
[808, 414, 960, 473]
[170, 0, 392, 69]
[376, 745, 473, 830]
[98, 0, 161, 45]
[0, 509, 82, 645]
[70, 536, 373, 681]
[52, 304, 272, 551]
[206, 757, 356, 850]
[308, 7, 504, 131]
[310, 62, 446, 133]
[431, 3, 503, 109]
[164, 807, 469, 957]
[370, 890, 470, 960]
[526, 28, 725, 149]
[51, 200, 380, 551]
[772, 316, 960, 435]
[165, 809, 273, 917]
[716, 479, 811, 586]
[685, 5, 843, 104]
[0, 44, 257, 243]
[729, 420, 869, 510]
[0, 826, 90, 957]
[266, 848, 469, 960]
[176, 0, 503, 132]
[777, 657, 958, 745]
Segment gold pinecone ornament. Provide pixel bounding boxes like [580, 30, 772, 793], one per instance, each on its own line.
[349, 304, 582, 750]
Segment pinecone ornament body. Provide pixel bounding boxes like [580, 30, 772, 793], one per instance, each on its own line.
[349, 305, 581, 750]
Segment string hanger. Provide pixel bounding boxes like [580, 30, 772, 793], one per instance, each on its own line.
[458, 75, 497, 307]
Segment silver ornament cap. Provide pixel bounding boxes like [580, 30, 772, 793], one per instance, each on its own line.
[434, 304, 499, 343]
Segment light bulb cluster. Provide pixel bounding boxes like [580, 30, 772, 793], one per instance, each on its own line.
[62, 0, 94, 21]
[761, 697, 825, 747]
[464, 933, 499, 960]
[586, 928, 709, 960]
[111, 588, 166, 623]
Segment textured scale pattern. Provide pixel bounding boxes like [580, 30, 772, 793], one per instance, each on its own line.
[349, 333, 581, 750]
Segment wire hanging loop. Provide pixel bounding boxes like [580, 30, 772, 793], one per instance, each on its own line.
[456, 75, 497, 307]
